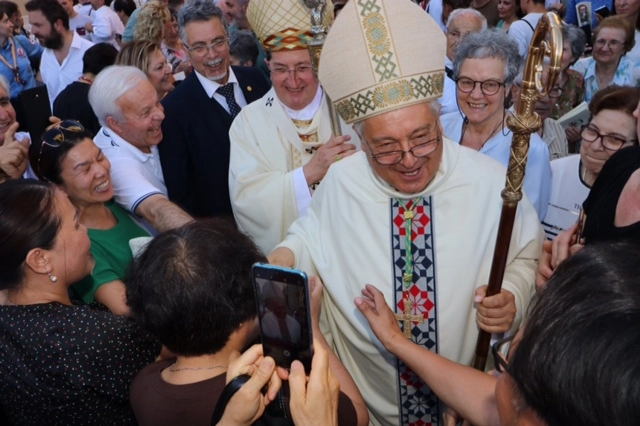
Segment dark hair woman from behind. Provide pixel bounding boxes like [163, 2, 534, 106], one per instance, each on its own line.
[504, 240, 640, 425]
[0, 179, 160, 426]
[127, 218, 366, 426]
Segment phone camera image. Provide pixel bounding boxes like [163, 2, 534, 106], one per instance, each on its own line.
[253, 270, 313, 371]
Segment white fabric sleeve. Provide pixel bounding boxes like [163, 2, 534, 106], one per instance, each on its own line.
[506, 20, 529, 58]
[109, 157, 164, 215]
[293, 166, 312, 218]
[91, 12, 112, 41]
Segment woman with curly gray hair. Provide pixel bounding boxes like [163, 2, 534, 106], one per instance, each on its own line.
[441, 28, 552, 220]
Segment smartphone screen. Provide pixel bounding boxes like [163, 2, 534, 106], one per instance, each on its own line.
[252, 264, 314, 372]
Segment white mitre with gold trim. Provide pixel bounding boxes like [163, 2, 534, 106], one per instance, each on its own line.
[319, 0, 445, 124]
[248, 0, 333, 52]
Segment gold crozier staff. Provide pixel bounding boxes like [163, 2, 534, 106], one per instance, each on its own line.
[472, 11, 563, 370]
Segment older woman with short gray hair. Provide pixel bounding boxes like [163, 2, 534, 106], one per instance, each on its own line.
[441, 28, 552, 219]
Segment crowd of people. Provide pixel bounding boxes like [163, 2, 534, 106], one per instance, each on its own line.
[0, 0, 639, 425]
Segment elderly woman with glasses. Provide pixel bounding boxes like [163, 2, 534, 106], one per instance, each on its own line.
[541, 86, 640, 240]
[572, 16, 640, 104]
[0, 179, 160, 424]
[440, 28, 551, 220]
[355, 239, 640, 426]
[28, 121, 151, 316]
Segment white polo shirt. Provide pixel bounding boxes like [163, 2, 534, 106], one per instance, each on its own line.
[93, 126, 167, 216]
[40, 31, 94, 108]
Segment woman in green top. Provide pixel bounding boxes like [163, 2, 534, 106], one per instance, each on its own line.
[29, 120, 150, 315]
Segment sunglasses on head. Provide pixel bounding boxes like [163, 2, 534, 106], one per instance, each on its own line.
[37, 119, 85, 178]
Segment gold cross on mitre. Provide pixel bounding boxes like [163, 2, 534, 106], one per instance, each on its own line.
[395, 298, 424, 339]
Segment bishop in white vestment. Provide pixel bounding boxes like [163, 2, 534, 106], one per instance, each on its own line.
[269, 1, 543, 425]
[229, 86, 358, 254]
[229, 0, 357, 255]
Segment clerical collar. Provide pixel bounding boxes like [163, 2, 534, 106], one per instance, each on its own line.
[283, 85, 323, 121]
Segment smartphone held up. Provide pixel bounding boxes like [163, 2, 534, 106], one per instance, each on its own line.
[252, 263, 314, 372]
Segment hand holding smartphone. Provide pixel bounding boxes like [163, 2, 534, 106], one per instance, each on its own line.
[252, 263, 314, 372]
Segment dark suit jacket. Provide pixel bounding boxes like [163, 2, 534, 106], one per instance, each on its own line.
[159, 66, 270, 218]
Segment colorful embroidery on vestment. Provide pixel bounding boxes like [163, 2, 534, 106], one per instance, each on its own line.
[391, 197, 440, 425]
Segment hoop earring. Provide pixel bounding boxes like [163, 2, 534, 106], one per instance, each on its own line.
[48, 271, 58, 283]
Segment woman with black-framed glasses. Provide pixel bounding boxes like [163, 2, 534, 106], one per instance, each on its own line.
[440, 28, 552, 220]
[28, 120, 150, 316]
[355, 240, 640, 426]
[541, 86, 640, 241]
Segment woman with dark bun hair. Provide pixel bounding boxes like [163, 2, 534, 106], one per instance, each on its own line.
[0, 179, 160, 425]
[29, 121, 151, 315]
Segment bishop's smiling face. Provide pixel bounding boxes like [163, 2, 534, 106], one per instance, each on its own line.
[268, 49, 319, 111]
[359, 102, 443, 195]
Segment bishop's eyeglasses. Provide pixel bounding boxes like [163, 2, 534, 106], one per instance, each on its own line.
[360, 130, 441, 165]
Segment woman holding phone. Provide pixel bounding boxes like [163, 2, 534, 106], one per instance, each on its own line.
[126, 219, 368, 426]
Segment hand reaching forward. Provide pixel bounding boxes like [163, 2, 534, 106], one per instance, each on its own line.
[354, 284, 406, 353]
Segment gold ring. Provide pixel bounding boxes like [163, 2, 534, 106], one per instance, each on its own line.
[333, 154, 342, 162]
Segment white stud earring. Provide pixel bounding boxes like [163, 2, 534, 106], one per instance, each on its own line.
[48, 271, 58, 283]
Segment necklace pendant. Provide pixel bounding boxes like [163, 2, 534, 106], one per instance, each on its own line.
[404, 210, 414, 220]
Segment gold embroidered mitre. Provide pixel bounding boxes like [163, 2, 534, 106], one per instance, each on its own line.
[318, 0, 446, 124]
[247, 0, 333, 52]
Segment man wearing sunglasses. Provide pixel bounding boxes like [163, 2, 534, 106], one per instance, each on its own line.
[268, 1, 542, 425]
[227, 0, 358, 255]
[159, 0, 269, 220]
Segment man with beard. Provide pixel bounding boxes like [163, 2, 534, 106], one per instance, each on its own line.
[26, 0, 93, 108]
[159, 0, 269, 219]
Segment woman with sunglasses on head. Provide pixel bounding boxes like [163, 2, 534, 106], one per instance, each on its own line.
[354, 239, 640, 426]
[28, 120, 151, 316]
[541, 85, 640, 241]
[0, 179, 161, 425]
[440, 28, 552, 220]
[571, 16, 640, 104]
